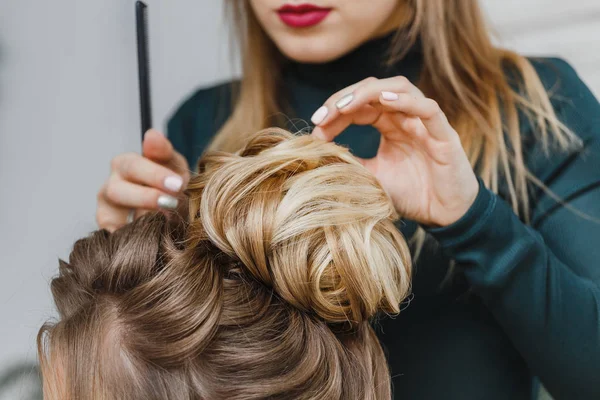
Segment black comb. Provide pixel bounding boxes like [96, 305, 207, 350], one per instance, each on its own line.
[135, 1, 152, 140]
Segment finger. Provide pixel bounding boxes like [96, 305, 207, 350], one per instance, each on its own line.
[379, 93, 457, 141]
[369, 102, 429, 140]
[137, 209, 152, 217]
[95, 199, 154, 232]
[333, 76, 423, 116]
[313, 102, 423, 145]
[312, 76, 423, 128]
[169, 150, 191, 174]
[142, 130, 191, 180]
[111, 153, 185, 193]
[312, 104, 382, 142]
[103, 175, 180, 211]
[142, 129, 175, 163]
[96, 188, 131, 232]
[166, 150, 192, 184]
[310, 77, 379, 127]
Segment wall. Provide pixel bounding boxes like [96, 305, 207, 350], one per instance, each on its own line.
[0, 0, 597, 397]
[0, 2, 231, 395]
[483, 0, 600, 94]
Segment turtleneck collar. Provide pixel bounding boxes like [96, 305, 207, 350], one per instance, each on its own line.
[282, 32, 423, 91]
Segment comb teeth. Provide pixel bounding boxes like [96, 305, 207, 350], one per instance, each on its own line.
[136, 1, 153, 139]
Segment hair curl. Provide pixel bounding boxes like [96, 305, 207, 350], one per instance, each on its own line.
[38, 129, 412, 399]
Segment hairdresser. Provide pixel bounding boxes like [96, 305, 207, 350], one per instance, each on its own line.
[96, 1, 600, 399]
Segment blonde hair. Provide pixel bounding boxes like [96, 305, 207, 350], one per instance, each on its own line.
[38, 129, 412, 399]
[212, 0, 580, 226]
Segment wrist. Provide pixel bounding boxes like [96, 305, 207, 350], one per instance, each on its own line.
[433, 176, 480, 228]
[424, 176, 494, 244]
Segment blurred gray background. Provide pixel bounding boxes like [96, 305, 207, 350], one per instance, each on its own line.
[0, 1, 598, 398]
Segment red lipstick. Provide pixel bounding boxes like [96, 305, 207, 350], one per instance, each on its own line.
[277, 3, 332, 28]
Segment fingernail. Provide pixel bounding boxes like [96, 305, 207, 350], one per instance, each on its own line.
[335, 93, 354, 109]
[157, 195, 178, 210]
[311, 106, 328, 125]
[164, 176, 183, 191]
[381, 91, 399, 101]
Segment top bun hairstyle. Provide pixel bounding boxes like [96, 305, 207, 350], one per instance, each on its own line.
[38, 128, 412, 400]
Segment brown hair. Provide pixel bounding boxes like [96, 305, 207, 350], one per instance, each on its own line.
[212, 0, 580, 226]
[38, 129, 412, 399]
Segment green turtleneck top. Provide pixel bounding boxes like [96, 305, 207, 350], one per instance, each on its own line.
[166, 35, 600, 399]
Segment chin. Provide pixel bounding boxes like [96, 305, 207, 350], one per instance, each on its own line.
[274, 35, 355, 64]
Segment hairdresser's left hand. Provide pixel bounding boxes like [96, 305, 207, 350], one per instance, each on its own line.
[311, 76, 479, 227]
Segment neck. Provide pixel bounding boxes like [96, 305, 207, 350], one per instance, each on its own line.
[282, 32, 423, 91]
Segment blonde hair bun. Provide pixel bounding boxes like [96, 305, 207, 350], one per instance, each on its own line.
[188, 128, 412, 324]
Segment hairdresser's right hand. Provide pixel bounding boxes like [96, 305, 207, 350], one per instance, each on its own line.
[96, 129, 190, 232]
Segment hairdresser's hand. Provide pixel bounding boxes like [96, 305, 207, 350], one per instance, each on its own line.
[311, 76, 478, 227]
[96, 130, 190, 232]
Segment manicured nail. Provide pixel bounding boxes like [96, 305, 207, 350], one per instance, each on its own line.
[381, 91, 399, 101]
[335, 93, 354, 109]
[311, 106, 328, 125]
[164, 176, 183, 191]
[157, 195, 178, 210]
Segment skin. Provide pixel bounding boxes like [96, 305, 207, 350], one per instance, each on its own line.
[96, 1, 477, 231]
[96, 130, 190, 232]
[249, 0, 401, 63]
[311, 78, 478, 227]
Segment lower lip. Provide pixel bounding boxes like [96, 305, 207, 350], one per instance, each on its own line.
[278, 9, 331, 28]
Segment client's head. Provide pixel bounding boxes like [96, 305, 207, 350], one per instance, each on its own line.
[38, 128, 412, 399]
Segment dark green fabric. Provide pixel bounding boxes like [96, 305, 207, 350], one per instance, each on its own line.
[166, 35, 600, 399]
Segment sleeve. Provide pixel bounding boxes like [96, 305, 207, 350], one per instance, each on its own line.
[425, 59, 600, 399]
[166, 94, 201, 171]
[165, 81, 235, 170]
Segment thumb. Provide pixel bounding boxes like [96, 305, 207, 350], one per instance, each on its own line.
[142, 129, 175, 163]
[143, 129, 191, 180]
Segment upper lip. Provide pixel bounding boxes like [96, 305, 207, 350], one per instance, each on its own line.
[277, 3, 331, 13]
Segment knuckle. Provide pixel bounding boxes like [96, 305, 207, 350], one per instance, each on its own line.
[95, 209, 113, 230]
[111, 152, 130, 171]
[110, 154, 122, 171]
[104, 223, 120, 233]
[405, 118, 421, 133]
[119, 158, 132, 178]
[450, 134, 462, 147]
[325, 94, 339, 107]
[117, 152, 137, 178]
[95, 211, 106, 228]
[97, 183, 107, 201]
[396, 76, 410, 86]
[427, 99, 441, 114]
[357, 77, 378, 90]
[104, 178, 121, 203]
